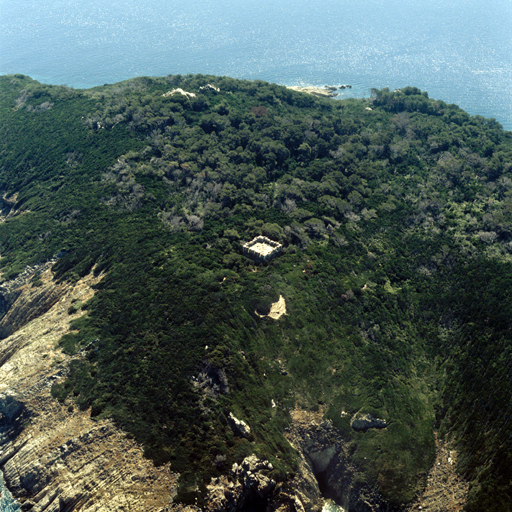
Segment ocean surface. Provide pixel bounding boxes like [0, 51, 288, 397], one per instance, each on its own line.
[0, 472, 18, 511]
[0, 0, 510, 507]
[0, 0, 511, 130]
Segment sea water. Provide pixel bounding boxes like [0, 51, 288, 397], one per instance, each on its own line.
[0, 0, 511, 129]
[322, 498, 346, 512]
[0, 472, 19, 512]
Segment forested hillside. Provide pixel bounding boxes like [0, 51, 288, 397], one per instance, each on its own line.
[0, 73, 511, 511]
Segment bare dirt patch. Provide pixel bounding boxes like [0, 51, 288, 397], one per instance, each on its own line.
[255, 294, 287, 320]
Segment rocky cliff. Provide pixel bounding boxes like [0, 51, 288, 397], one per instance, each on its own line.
[0, 265, 178, 511]
[285, 408, 386, 512]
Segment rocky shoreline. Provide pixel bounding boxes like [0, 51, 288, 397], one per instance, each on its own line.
[286, 85, 352, 98]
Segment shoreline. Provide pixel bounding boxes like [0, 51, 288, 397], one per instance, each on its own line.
[0, 470, 18, 511]
[286, 84, 352, 98]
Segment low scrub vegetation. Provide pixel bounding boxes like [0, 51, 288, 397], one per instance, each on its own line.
[0, 73, 511, 509]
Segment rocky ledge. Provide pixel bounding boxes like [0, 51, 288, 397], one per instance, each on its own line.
[350, 413, 387, 432]
[287, 86, 338, 98]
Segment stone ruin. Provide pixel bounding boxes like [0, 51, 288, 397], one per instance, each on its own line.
[242, 236, 282, 261]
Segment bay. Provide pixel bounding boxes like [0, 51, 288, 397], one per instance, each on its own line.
[0, 0, 510, 129]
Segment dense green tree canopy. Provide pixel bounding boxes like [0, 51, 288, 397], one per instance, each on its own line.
[0, 73, 511, 509]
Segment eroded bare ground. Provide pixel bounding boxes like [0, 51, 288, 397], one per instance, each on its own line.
[406, 433, 468, 512]
[255, 295, 287, 321]
[0, 265, 179, 511]
[289, 406, 327, 428]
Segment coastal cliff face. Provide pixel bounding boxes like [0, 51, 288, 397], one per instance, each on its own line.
[0, 265, 178, 511]
[284, 409, 386, 512]
[0, 263, 322, 512]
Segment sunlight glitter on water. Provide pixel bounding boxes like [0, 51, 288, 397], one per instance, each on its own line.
[0, 0, 510, 125]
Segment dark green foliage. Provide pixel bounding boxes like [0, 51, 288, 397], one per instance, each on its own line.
[1, 75, 512, 509]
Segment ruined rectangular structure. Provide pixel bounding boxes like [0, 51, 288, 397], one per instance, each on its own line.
[242, 236, 282, 261]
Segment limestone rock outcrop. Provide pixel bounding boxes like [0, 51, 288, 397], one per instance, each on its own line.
[286, 86, 338, 98]
[0, 264, 178, 511]
[162, 88, 196, 98]
[0, 191, 18, 222]
[227, 412, 251, 438]
[192, 362, 230, 397]
[0, 260, 68, 340]
[405, 433, 468, 512]
[204, 455, 276, 511]
[199, 84, 220, 93]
